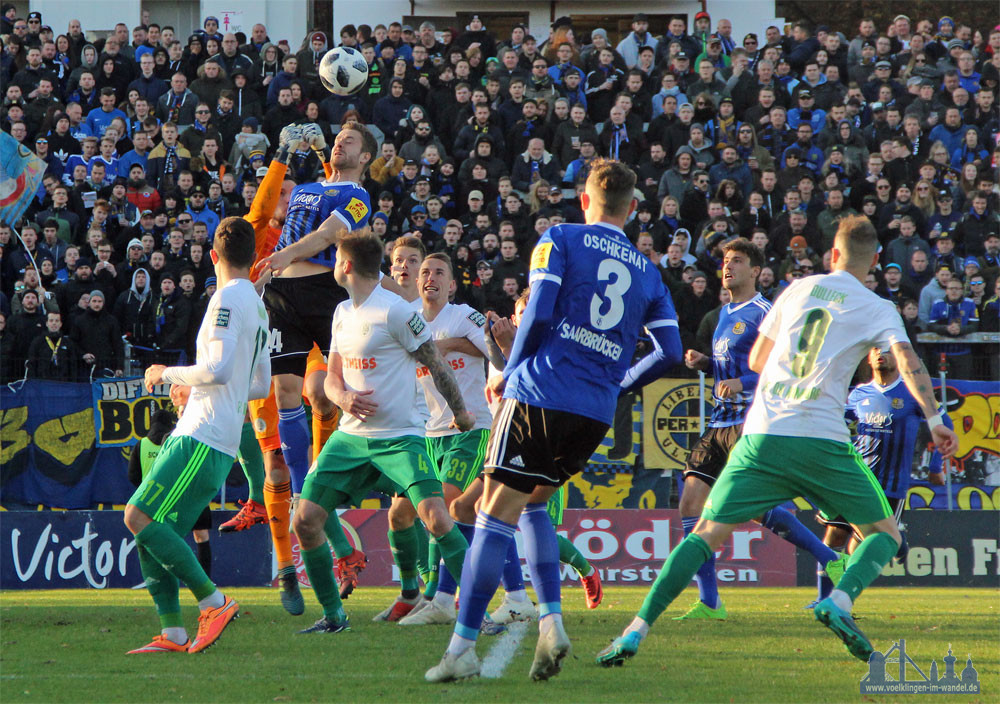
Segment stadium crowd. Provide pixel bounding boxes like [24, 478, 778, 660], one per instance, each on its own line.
[1, 8, 998, 383]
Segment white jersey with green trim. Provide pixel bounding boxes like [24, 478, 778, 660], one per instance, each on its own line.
[417, 302, 491, 437]
[172, 279, 270, 457]
[331, 286, 432, 438]
[744, 270, 909, 444]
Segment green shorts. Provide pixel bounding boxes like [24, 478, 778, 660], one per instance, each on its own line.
[128, 435, 234, 535]
[302, 431, 442, 512]
[547, 485, 566, 526]
[426, 429, 490, 492]
[702, 434, 892, 527]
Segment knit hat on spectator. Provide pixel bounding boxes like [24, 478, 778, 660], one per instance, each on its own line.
[591, 28, 607, 40]
[89, 290, 105, 300]
[410, 204, 427, 214]
[946, 38, 964, 50]
[789, 236, 808, 249]
[205, 276, 217, 288]
[160, 272, 176, 284]
[372, 212, 390, 225]
[255, 166, 269, 178]
[935, 262, 951, 273]
[965, 257, 980, 270]
[127, 238, 144, 250]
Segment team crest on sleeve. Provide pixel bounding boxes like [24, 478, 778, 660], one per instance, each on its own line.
[215, 308, 231, 328]
[732, 322, 746, 335]
[468, 310, 487, 328]
[344, 197, 369, 223]
[530, 242, 553, 270]
[407, 312, 426, 336]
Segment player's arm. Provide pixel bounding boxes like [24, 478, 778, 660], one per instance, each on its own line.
[485, 311, 516, 367]
[413, 340, 473, 431]
[438, 311, 488, 358]
[146, 336, 236, 390]
[891, 340, 958, 457]
[684, 348, 710, 371]
[620, 321, 683, 394]
[323, 351, 378, 421]
[255, 213, 349, 276]
[248, 342, 271, 401]
[748, 334, 775, 374]
[437, 337, 484, 357]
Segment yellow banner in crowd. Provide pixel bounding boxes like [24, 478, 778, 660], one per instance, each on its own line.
[642, 377, 715, 471]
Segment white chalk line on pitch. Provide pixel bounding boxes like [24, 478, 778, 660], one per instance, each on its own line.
[479, 621, 530, 678]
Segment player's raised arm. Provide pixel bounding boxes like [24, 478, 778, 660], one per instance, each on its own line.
[891, 340, 958, 457]
[255, 212, 349, 277]
[619, 287, 683, 394]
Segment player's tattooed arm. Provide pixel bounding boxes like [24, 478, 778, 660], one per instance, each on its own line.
[413, 340, 474, 431]
[892, 340, 958, 457]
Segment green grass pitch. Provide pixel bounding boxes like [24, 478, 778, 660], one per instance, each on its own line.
[2, 587, 996, 703]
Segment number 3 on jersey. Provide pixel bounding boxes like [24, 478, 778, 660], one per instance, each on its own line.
[590, 258, 632, 330]
[791, 308, 832, 377]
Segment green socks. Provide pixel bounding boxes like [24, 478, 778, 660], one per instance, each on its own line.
[415, 521, 430, 583]
[137, 543, 182, 629]
[237, 421, 265, 504]
[301, 542, 346, 622]
[423, 538, 441, 597]
[558, 535, 591, 576]
[389, 525, 420, 593]
[135, 520, 215, 602]
[837, 532, 898, 602]
[434, 525, 469, 587]
[637, 533, 713, 626]
[324, 510, 354, 560]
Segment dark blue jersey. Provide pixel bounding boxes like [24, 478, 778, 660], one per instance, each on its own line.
[505, 222, 679, 425]
[709, 293, 770, 428]
[847, 378, 943, 499]
[275, 180, 370, 267]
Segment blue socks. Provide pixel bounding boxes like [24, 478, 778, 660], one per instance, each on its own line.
[500, 534, 525, 592]
[277, 405, 310, 495]
[436, 522, 475, 596]
[761, 507, 838, 564]
[454, 511, 516, 642]
[518, 503, 561, 620]
[682, 516, 719, 609]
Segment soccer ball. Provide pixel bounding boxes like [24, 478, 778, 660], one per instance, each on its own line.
[319, 47, 369, 95]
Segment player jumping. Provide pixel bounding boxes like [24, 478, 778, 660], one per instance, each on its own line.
[597, 215, 958, 667]
[125, 217, 271, 654]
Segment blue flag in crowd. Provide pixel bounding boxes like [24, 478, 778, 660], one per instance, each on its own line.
[0, 131, 47, 227]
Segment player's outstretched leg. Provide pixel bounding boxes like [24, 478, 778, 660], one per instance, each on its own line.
[492, 537, 539, 624]
[401, 521, 474, 626]
[293, 499, 351, 635]
[220, 422, 269, 532]
[520, 503, 570, 681]
[131, 519, 239, 654]
[378, 523, 422, 621]
[426, 510, 512, 683]
[559, 535, 603, 609]
[324, 510, 366, 599]
[815, 528, 899, 662]
[597, 531, 716, 667]
[276, 402, 310, 495]
[761, 507, 845, 607]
